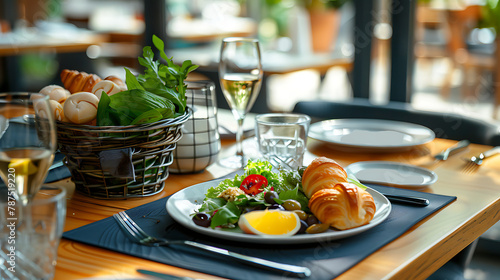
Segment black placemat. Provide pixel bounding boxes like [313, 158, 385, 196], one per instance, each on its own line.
[63, 184, 456, 280]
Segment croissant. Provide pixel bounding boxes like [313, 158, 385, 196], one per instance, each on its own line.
[60, 69, 102, 94]
[302, 157, 348, 198]
[308, 182, 376, 230]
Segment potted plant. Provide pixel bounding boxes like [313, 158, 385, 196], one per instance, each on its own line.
[304, 0, 349, 52]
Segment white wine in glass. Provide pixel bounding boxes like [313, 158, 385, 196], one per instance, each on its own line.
[219, 37, 263, 168]
[0, 93, 57, 205]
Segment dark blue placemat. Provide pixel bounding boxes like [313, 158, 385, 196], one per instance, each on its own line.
[63, 184, 456, 280]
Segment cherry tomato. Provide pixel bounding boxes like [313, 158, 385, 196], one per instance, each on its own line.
[240, 174, 268, 195]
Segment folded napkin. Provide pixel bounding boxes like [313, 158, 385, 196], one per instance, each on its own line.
[44, 152, 71, 183]
[63, 184, 456, 280]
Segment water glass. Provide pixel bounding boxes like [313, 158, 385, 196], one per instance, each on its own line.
[255, 113, 311, 170]
[0, 185, 66, 280]
[170, 81, 221, 173]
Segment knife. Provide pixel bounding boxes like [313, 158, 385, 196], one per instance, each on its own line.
[137, 269, 197, 280]
[434, 140, 470, 161]
[382, 193, 430, 207]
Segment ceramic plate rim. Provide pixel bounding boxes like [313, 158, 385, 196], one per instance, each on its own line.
[166, 179, 391, 244]
[309, 119, 435, 152]
[345, 161, 438, 189]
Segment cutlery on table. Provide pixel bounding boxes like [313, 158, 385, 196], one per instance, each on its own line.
[434, 140, 470, 161]
[381, 194, 429, 207]
[463, 146, 500, 172]
[113, 211, 311, 278]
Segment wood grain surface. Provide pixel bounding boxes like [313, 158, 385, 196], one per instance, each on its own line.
[50, 138, 500, 279]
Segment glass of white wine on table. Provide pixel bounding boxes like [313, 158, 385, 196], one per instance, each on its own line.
[0, 93, 57, 205]
[218, 37, 263, 169]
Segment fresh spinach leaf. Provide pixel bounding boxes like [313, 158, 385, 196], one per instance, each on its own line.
[210, 201, 241, 228]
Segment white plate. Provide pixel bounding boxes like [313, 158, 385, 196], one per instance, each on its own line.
[345, 161, 438, 190]
[166, 179, 391, 244]
[309, 119, 435, 152]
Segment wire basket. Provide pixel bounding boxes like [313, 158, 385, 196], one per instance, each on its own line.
[55, 111, 190, 199]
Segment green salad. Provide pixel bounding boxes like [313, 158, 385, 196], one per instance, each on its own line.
[192, 160, 310, 229]
[191, 159, 368, 234]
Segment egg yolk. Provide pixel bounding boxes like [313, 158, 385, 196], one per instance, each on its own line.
[244, 210, 298, 235]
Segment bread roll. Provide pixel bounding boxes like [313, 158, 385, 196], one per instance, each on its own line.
[92, 80, 125, 99]
[60, 69, 102, 94]
[302, 157, 348, 198]
[34, 99, 64, 121]
[39, 85, 70, 104]
[63, 92, 99, 124]
[104, 75, 126, 88]
[308, 182, 376, 230]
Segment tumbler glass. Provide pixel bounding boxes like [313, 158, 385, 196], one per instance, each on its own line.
[255, 113, 311, 170]
[0, 185, 66, 280]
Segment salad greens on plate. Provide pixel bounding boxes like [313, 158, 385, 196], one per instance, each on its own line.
[194, 159, 368, 230]
[196, 160, 309, 229]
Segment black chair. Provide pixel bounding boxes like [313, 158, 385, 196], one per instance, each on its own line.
[292, 99, 499, 145]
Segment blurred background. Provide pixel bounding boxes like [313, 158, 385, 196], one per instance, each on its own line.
[1, 0, 499, 278]
[1, 0, 500, 127]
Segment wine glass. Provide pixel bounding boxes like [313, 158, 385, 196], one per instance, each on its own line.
[218, 37, 263, 168]
[0, 93, 57, 205]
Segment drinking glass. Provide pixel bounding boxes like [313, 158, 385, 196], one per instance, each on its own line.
[218, 37, 263, 168]
[0, 93, 57, 205]
[0, 185, 67, 280]
[255, 113, 311, 170]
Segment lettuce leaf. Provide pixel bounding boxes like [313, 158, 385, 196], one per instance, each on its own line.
[278, 186, 309, 212]
[210, 201, 241, 228]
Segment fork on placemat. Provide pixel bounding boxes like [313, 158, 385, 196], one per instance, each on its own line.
[112, 211, 311, 278]
[462, 147, 500, 173]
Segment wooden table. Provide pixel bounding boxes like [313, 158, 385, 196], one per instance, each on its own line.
[50, 138, 500, 280]
[0, 33, 107, 57]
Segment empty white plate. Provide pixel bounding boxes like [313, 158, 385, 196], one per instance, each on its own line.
[308, 119, 435, 152]
[345, 161, 438, 189]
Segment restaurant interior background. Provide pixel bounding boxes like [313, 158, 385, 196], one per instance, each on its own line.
[1, 0, 499, 279]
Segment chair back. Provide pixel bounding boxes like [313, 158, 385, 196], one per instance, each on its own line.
[292, 99, 498, 145]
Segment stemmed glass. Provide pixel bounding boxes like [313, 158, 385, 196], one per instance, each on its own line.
[0, 93, 57, 205]
[218, 37, 263, 168]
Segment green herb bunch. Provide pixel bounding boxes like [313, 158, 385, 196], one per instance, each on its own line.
[96, 35, 199, 126]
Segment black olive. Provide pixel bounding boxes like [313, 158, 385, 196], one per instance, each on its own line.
[306, 214, 319, 226]
[264, 191, 279, 204]
[268, 204, 285, 211]
[192, 212, 211, 227]
[297, 220, 308, 234]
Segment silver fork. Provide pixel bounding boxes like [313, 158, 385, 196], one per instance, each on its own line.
[113, 211, 311, 278]
[463, 146, 500, 173]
